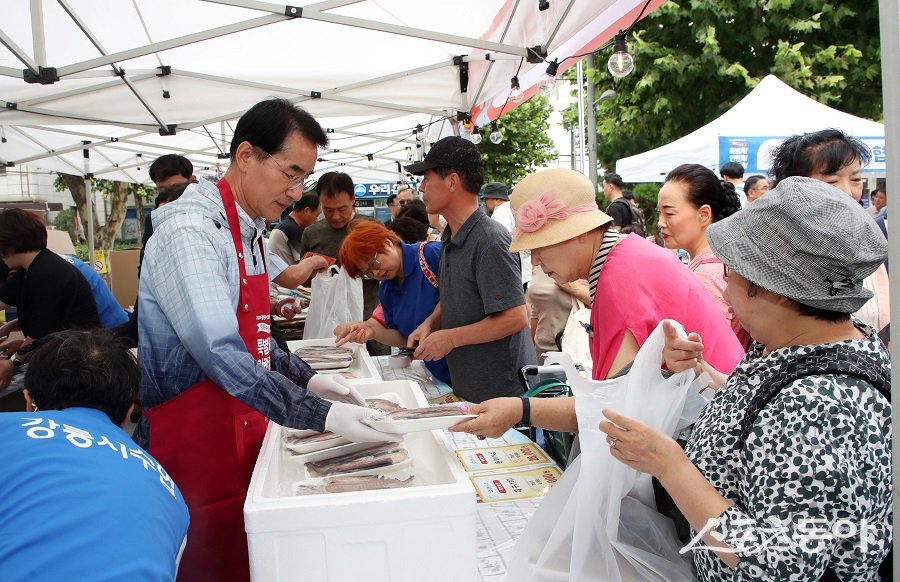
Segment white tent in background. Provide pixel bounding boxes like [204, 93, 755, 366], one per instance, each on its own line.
[615, 75, 886, 182]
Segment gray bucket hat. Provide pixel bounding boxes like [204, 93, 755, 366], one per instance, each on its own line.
[707, 176, 887, 313]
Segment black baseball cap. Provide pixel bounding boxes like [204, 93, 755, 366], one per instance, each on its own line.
[405, 136, 483, 175]
[481, 182, 509, 201]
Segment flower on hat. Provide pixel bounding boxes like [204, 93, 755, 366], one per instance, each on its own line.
[513, 189, 599, 239]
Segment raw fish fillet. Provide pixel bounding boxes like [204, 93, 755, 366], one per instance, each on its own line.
[293, 346, 354, 363]
[294, 475, 414, 495]
[284, 430, 343, 445]
[305, 443, 408, 477]
[384, 404, 466, 420]
[366, 398, 404, 413]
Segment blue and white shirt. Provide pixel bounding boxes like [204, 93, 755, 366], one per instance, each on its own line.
[135, 178, 330, 447]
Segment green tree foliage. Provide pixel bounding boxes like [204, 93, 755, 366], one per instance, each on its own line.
[54, 174, 155, 253]
[567, 0, 881, 170]
[52, 207, 77, 241]
[479, 95, 557, 187]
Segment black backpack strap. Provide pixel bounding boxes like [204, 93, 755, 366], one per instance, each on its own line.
[736, 343, 890, 451]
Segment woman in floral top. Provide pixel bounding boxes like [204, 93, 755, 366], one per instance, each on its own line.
[600, 176, 891, 580]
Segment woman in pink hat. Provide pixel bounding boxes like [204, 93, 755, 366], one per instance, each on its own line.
[451, 168, 744, 440]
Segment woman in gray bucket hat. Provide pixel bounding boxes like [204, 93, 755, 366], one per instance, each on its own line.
[600, 176, 891, 580]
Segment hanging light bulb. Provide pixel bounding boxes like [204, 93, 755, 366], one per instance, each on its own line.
[489, 122, 503, 144]
[366, 153, 376, 169]
[414, 124, 425, 141]
[608, 31, 635, 78]
[470, 127, 483, 145]
[510, 76, 524, 103]
[539, 59, 560, 96]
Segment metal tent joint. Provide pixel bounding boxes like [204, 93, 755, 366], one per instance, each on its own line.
[453, 56, 469, 94]
[526, 46, 547, 64]
[23, 66, 59, 84]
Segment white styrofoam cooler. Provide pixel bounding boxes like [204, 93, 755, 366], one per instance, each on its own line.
[286, 338, 382, 384]
[245, 380, 477, 582]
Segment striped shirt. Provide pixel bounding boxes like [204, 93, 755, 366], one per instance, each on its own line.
[588, 227, 623, 302]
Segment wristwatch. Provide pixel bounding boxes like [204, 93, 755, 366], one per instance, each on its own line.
[9, 353, 22, 368]
[519, 396, 532, 427]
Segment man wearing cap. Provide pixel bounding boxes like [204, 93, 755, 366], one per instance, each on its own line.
[406, 137, 536, 403]
[483, 182, 532, 291]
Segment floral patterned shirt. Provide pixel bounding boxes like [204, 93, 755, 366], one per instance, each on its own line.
[685, 327, 892, 581]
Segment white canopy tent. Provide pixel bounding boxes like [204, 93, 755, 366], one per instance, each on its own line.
[0, 0, 663, 185]
[615, 75, 886, 182]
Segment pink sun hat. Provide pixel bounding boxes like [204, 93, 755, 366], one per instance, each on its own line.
[509, 168, 613, 252]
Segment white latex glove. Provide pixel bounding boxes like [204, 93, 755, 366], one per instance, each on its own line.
[307, 374, 366, 406]
[324, 402, 403, 443]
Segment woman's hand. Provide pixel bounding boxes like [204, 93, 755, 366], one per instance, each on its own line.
[449, 398, 523, 439]
[333, 321, 374, 347]
[274, 296, 302, 320]
[599, 408, 689, 481]
[662, 320, 704, 375]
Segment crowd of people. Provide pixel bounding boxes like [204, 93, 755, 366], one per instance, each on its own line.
[0, 94, 892, 581]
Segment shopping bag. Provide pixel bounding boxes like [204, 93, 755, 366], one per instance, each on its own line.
[302, 265, 363, 340]
[505, 320, 701, 582]
[559, 299, 592, 370]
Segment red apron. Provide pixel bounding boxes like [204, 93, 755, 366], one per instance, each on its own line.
[148, 179, 271, 582]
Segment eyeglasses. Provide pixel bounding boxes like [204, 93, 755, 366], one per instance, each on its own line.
[360, 253, 381, 280]
[722, 263, 730, 279]
[398, 199, 412, 207]
[261, 151, 307, 191]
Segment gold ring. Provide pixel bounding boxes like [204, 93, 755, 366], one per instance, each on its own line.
[610, 437, 618, 449]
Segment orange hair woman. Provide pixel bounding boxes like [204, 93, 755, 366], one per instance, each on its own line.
[336, 221, 450, 385]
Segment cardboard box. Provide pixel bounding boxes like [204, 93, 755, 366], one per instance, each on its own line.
[45, 229, 76, 255]
[245, 380, 477, 582]
[108, 249, 140, 308]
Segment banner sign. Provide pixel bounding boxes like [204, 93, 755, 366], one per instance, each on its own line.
[719, 136, 885, 175]
[353, 183, 397, 198]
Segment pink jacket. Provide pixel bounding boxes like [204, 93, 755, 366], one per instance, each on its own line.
[590, 234, 745, 380]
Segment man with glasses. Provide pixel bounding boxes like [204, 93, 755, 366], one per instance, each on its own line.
[744, 175, 770, 204]
[136, 99, 399, 582]
[299, 172, 385, 352]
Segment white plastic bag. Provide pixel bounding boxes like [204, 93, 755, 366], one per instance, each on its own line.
[505, 320, 700, 582]
[303, 265, 363, 340]
[560, 299, 592, 370]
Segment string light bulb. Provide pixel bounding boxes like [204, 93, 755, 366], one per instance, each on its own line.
[539, 59, 559, 96]
[470, 127, 483, 145]
[489, 122, 503, 144]
[366, 153, 376, 168]
[414, 124, 425, 141]
[510, 76, 524, 103]
[608, 31, 635, 78]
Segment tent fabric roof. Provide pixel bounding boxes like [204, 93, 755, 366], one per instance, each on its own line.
[615, 75, 886, 183]
[0, 0, 659, 185]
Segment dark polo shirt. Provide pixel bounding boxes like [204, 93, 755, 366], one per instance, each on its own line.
[440, 207, 535, 402]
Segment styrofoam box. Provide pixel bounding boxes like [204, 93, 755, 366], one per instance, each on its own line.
[286, 338, 382, 384]
[245, 380, 477, 582]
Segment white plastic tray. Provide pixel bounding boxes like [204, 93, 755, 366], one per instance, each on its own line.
[286, 338, 382, 384]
